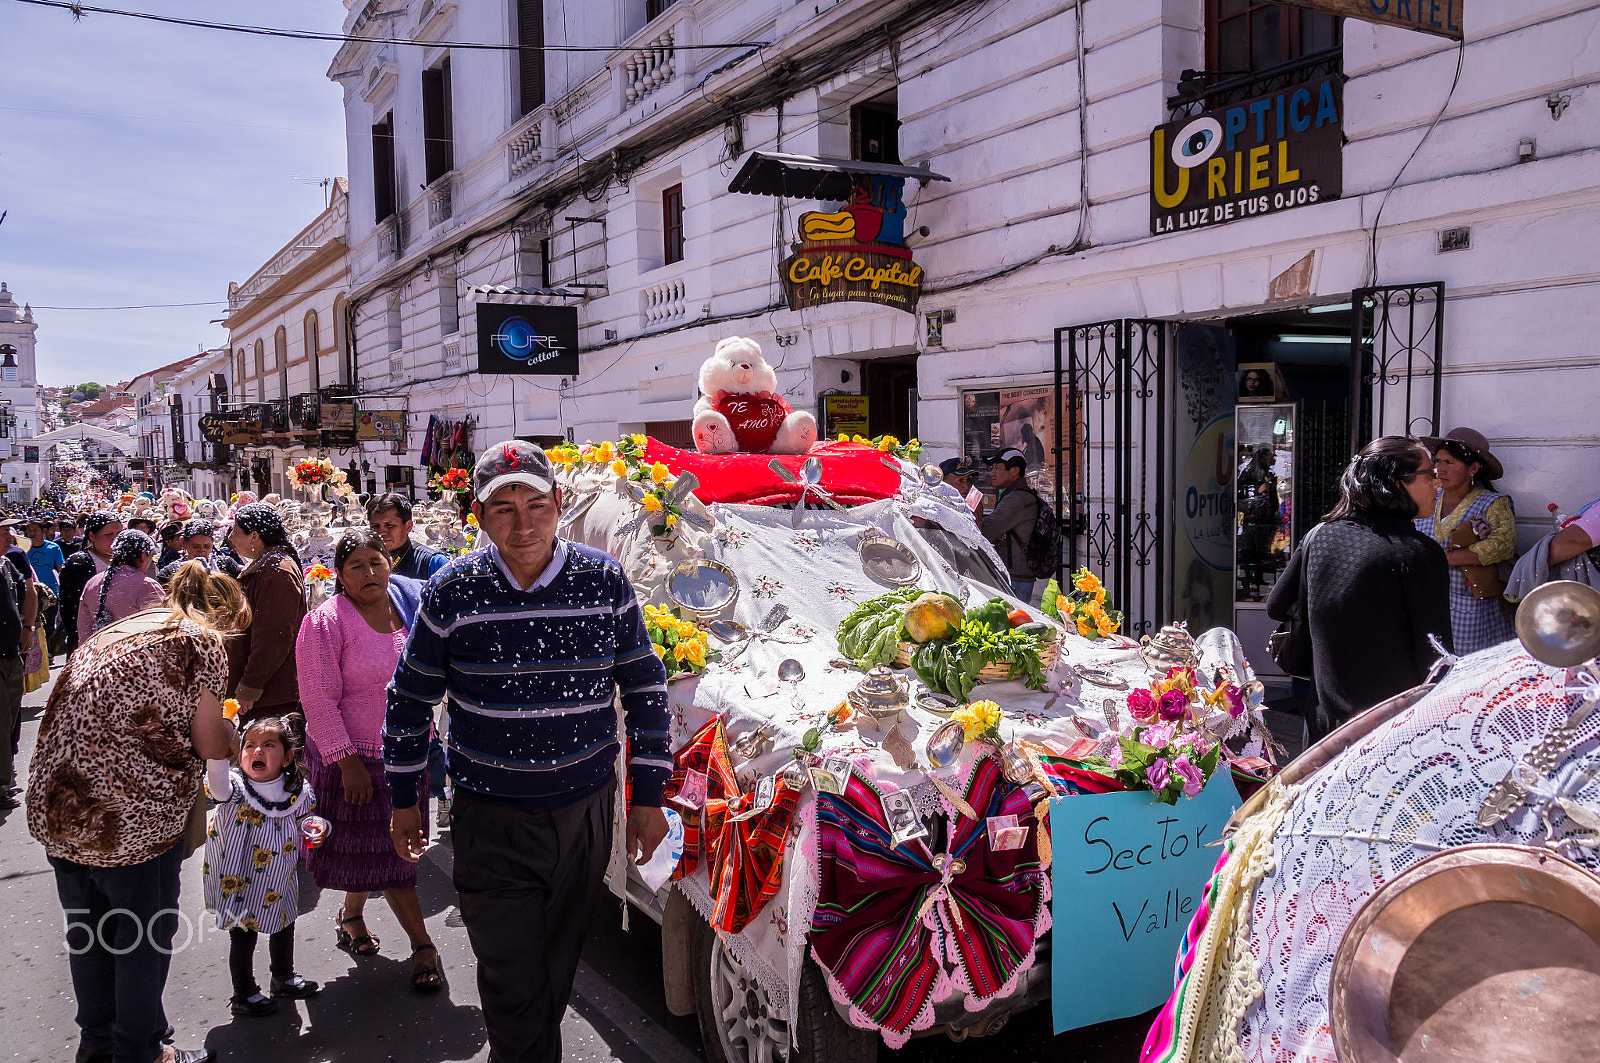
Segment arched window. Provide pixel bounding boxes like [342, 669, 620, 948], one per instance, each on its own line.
[253, 340, 266, 401]
[275, 326, 288, 400]
[304, 309, 321, 392]
[332, 295, 351, 385]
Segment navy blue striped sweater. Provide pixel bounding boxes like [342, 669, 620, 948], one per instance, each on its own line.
[383, 541, 671, 810]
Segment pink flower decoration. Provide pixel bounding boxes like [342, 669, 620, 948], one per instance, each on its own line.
[1157, 689, 1190, 722]
[1145, 757, 1170, 791]
[1107, 745, 1124, 767]
[1165, 665, 1199, 687]
[1223, 684, 1246, 719]
[1171, 754, 1204, 798]
[1142, 722, 1176, 748]
[1127, 688, 1159, 722]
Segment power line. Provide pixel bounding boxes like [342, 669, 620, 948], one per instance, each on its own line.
[10, 0, 770, 53]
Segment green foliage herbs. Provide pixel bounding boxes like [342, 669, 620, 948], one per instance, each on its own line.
[913, 620, 1047, 701]
[835, 588, 923, 670]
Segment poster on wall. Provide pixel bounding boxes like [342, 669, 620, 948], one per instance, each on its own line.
[962, 386, 1066, 505]
[1150, 74, 1343, 235]
[475, 303, 580, 376]
[1172, 326, 1237, 632]
[821, 395, 870, 437]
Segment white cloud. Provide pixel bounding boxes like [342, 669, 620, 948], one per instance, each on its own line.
[0, 0, 350, 384]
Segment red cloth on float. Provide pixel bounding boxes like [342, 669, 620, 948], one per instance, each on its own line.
[643, 439, 902, 507]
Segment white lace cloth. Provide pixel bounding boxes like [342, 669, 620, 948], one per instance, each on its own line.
[1237, 645, 1600, 1062]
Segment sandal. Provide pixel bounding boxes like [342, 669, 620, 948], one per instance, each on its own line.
[409, 943, 444, 993]
[335, 907, 380, 956]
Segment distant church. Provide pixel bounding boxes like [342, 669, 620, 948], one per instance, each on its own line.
[0, 283, 43, 503]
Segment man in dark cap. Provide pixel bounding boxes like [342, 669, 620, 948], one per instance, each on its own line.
[939, 455, 985, 526]
[984, 449, 1040, 601]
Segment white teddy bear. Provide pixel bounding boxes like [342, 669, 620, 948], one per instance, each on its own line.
[691, 337, 817, 455]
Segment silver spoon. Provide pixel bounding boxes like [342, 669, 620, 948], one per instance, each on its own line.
[778, 658, 805, 710]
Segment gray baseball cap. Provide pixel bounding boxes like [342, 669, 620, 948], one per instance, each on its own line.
[472, 439, 555, 503]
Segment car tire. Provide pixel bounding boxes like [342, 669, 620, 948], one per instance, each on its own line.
[692, 913, 877, 1063]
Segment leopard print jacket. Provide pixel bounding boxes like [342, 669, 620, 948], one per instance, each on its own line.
[27, 618, 228, 867]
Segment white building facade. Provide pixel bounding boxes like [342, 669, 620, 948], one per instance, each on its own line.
[330, 0, 1600, 637]
[223, 181, 355, 500]
[164, 348, 234, 502]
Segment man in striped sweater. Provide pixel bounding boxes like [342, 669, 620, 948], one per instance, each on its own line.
[384, 439, 670, 1062]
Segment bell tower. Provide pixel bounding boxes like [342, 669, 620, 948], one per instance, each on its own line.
[0, 283, 42, 501]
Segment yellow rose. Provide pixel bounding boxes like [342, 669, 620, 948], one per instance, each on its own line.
[1073, 570, 1103, 596]
[630, 433, 647, 447]
[1096, 613, 1118, 636]
[653, 643, 668, 660]
[651, 463, 671, 484]
[641, 493, 663, 513]
[682, 640, 706, 667]
[611, 460, 627, 477]
[880, 435, 900, 448]
[595, 441, 616, 463]
[1077, 616, 1095, 639]
[837, 433, 849, 442]
[672, 641, 694, 662]
[665, 513, 678, 527]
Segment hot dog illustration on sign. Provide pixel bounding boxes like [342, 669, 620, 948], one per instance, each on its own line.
[691, 337, 818, 455]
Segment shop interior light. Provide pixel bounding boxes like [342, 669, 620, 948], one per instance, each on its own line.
[1275, 333, 1346, 344]
[1308, 302, 1352, 314]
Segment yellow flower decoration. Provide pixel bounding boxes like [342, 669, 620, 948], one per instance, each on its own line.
[641, 493, 663, 513]
[665, 513, 678, 527]
[650, 462, 671, 485]
[594, 441, 616, 463]
[551, 449, 577, 466]
[630, 434, 647, 448]
[610, 459, 628, 478]
[1096, 613, 1118, 637]
[681, 639, 707, 667]
[466, 512, 479, 527]
[951, 700, 1002, 741]
[653, 643, 668, 660]
[837, 433, 850, 442]
[1077, 616, 1096, 639]
[1073, 570, 1103, 596]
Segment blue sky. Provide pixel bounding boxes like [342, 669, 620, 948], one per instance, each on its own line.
[0, 0, 348, 385]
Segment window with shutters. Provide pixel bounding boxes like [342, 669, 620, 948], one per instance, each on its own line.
[422, 59, 455, 184]
[372, 112, 397, 223]
[332, 295, 351, 386]
[1206, 1, 1340, 75]
[662, 184, 684, 266]
[304, 310, 321, 391]
[516, 0, 545, 116]
[439, 268, 459, 335]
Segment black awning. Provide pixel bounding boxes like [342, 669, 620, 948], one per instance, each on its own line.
[727, 152, 951, 200]
[466, 284, 594, 300]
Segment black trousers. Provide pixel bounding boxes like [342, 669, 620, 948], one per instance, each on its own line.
[451, 785, 615, 1063]
[228, 924, 295, 998]
[50, 842, 183, 1063]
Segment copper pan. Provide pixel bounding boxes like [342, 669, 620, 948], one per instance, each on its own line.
[1331, 844, 1600, 1063]
[1223, 683, 1435, 838]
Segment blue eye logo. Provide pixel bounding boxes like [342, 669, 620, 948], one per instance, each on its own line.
[1171, 117, 1223, 169]
[491, 316, 564, 364]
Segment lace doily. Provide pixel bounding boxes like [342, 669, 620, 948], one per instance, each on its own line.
[1236, 646, 1600, 1063]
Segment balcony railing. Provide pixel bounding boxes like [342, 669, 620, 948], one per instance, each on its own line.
[625, 27, 677, 106]
[508, 116, 543, 179]
[640, 276, 688, 329]
[426, 174, 453, 228]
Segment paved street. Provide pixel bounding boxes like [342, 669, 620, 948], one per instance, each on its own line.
[1, 671, 1154, 1063]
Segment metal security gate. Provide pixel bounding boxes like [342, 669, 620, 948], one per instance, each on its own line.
[1350, 283, 1444, 450]
[1053, 319, 1167, 637]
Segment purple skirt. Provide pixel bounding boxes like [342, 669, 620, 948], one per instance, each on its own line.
[305, 753, 428, 893]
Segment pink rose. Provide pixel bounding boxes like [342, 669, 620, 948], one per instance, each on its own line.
[1222, 684, 1246, 719]
[1145, 757, 1170, 791]
[1158, 689, 1190, 722]
[1107, 745, 1124, 767]
[1128, 688, 1159, 722]
[1171, 754, 1204, 798]
[1142, 722, 1176, 748]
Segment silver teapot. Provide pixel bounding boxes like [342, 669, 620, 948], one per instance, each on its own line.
[846, 666, 911, 724]
[1140, 621, 1201, 675]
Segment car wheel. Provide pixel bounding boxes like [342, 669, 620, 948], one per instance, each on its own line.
[692, 915, 876, 1063]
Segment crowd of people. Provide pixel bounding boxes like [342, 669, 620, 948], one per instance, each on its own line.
[20, 442, 669, 1063]
[11, 431, 1597, 1063]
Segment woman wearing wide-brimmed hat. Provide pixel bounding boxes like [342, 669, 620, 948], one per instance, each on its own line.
[1416, 427, 1517, 654]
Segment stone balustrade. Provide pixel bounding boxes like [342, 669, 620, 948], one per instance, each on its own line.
[625, 28, 676, 105]
[640, 276, 687, 328]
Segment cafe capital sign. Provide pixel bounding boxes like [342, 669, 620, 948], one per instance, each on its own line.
[1279, 0, 1462, 41]
[780, 175, 923, 315]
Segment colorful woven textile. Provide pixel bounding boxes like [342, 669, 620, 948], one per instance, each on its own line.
[663, 717, 800, 934]
[810, 755, 1048, 1046]
[1034, 752, 1128, 795]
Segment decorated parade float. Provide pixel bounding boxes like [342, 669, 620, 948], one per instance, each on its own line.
[1139, 579, 1600, 1063]
[550, 338, 1280, 1063]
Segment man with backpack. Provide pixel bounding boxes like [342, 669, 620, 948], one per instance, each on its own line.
[984, 448, 1054, 602]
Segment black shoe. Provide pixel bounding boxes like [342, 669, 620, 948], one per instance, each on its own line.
[229, 991, 278, 1017]
[171, 1049, 217, 1063]
[74, 1047, 111, 1063]
[0, 793, 20, 810]
[269, 974, 320, 999]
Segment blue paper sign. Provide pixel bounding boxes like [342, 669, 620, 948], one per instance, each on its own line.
[1049, 773, 1240, 1033]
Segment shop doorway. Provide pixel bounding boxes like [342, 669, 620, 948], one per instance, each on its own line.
[862, 355, 917, 440]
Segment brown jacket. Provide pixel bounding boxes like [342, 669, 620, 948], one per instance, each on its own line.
[226, 554, 306, 708]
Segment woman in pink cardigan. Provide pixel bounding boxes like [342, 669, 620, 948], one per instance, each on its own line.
[296, 529, 441, 992]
